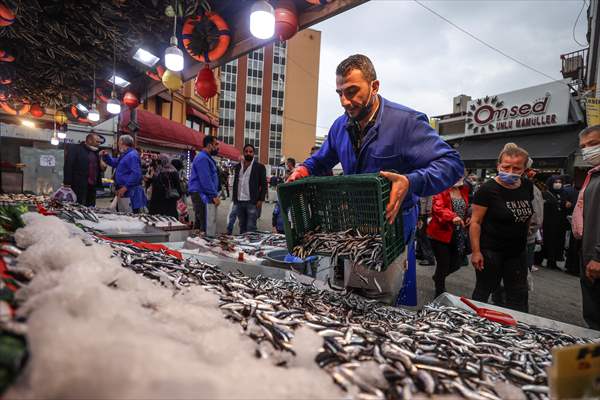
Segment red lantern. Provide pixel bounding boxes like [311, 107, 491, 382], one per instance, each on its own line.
[123, 91, 139, 109]
[30, 103, 44, 118]
[275, 0, 298, 41]
[0, 3, 15, 27]
[194, 65, 217, 101]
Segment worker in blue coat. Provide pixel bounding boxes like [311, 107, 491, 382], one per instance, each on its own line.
[189, 135, 221, 233]
[101, 134, 147, 213]
[289, 55, 464, 306]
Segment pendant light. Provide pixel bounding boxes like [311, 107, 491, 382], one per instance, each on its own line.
[107, 40, 121, 115]
[50, 121, 59, 145]
[250, 1, 275, 39]
[88, 69, 100, 122]
[165, 13, 184, 71]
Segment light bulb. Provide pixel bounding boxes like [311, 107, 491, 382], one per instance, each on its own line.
[57, 131, 66, 139]
[250, 1, 275, 39]
[165, 36, 184, 72]
[50, 136, 59, 145]
[107, 98, 121, 114]
[21, 119, 35, 128]
[88, 104, 100, 122]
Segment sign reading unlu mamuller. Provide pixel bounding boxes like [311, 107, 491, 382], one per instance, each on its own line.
[465, 80, 571, 135]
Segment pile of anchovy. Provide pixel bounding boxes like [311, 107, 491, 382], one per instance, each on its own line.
[101, 237, 587, 400]
[293, 228, 384, 272]
[0, 194, 47, 205]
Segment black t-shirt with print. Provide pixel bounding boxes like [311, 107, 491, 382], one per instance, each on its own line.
[473, 178, 534, 252]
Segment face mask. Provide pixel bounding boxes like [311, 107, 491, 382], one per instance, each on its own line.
[553, 183, 562, 190]
[497, 171, 521, 186]
[244, 154, 253, 162]
[582, 144, 600, 166]
[210, 149, 219, 156]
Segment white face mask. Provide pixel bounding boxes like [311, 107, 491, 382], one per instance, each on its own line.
[553, 182, 562, 190]
[582, 144, 600, 166]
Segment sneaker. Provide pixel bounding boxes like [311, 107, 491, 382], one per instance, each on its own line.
[531, 266, 539, 272]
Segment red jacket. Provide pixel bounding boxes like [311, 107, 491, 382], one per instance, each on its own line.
[427, 186, 470, 244]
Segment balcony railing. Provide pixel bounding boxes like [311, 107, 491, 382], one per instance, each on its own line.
[560, 48, 588, 86]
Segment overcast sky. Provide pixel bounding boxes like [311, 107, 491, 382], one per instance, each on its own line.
[309, 0, 589, 137]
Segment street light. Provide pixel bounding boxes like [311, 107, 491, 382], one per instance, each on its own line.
[250, 1, 275, 39]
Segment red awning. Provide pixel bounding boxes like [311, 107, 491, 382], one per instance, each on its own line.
[119, 110, 239, 161]
[186, 106, 219, 128]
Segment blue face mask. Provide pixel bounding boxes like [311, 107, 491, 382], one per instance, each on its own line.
[497, 171, 521, 185]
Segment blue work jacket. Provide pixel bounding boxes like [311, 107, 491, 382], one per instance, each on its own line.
[303, 96, 464, 211]
[103, 148, 147, 210]
[189, 150, 219, 204]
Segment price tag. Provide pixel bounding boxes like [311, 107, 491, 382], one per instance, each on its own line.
[39, 155, 56, 167]
[550, 342, 600, 399]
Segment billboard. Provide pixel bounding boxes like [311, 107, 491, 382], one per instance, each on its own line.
[465, 80, 571, 135]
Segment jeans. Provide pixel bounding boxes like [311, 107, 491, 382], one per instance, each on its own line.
[236, 201, 258, 234]
[227, 203, 238, 235]
[472, 248, 528, 312]
[190, 192, 207, 232]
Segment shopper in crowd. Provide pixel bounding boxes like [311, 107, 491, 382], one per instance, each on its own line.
[170, 158, 189, 224]
[416, 196, 435, 266]
[525, 162, 544, 274]
[561, 174, 581, 275]
[470, 143, 533, 312]
[63, 133, 104, 206]
[101, 135, 146, 213]
[287, 54, 464, 305]
[572, 125, 600, 329]
[232, 144, 267, 234]
[221, 166, 230, 199]
[284, 157, 296, 181]
[427, 176, 470, 297]
[539, 175, 570, 269]
[147, 154, 181, 218]
[189, 135, 221, 235]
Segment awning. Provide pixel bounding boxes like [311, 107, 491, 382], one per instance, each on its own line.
[119, 110, 240, 161]
[450, 127, 581, 169]
[187, 106, 219, 128]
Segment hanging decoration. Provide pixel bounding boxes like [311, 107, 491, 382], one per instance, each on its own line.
[30, 103, 45, 118]
[68, 105, 90, 124]
[146, 65, 166, 82]
[123, 91, 140, 109]
[275, 0, 298, 41]
[0, 3, 15, 27]
[162, 69, 183, 91]
[0, 99, 30, 115]
[54, 110, 68, 125]
[0, 49, 14, 62]
[194, 65, 217, 101]
[182, 11, 230, 64]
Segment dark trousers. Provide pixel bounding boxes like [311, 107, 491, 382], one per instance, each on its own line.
[565, 233, 582, 275]
[190, 192, 207, 232]
[416, 216, 435, 262]
[236, 201, 258, 234]
[74, 184, 97, 207]
[431, 238, 461, 296]
[581, 273, 600, 330]
[472, 248, 528, 313]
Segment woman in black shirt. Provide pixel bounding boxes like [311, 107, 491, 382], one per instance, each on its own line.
[470, 143, 533, 312]
[147, 154, 182, 218]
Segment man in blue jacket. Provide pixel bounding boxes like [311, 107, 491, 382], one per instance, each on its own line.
[100, 134, 147, 213]
[189, 135, 221, 234]
[289, 54, 464, 305]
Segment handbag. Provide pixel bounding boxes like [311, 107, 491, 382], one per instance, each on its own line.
[163, 174, 180, 200]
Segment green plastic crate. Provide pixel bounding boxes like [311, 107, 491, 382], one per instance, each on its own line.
[277, 173, 404, 271]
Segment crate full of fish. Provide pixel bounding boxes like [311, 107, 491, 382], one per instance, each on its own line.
[277, 173, 404, 272]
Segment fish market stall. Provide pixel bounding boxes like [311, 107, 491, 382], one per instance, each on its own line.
[2, 210, 596, 399]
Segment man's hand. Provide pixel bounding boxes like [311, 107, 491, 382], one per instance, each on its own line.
[471, 251, 484, 271]
[452, 216, 465, 227]
[213, 197, 221, 206]
[379, 171, 410, 224]
[256, 201, 262, 210]
[287, 166, 310, 182]
[585, 260, 600, 281]
[116, 186, 127, 198]
[99, 150, 108, 157]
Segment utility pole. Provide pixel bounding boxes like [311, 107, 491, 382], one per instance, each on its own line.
[586, 0, 600, 95]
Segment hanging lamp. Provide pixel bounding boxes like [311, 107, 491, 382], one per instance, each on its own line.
[250, 0, 275, 39]
[88, 69, 100, 121]
[107, 41, 121, 115]
[165, 13, 184, 71]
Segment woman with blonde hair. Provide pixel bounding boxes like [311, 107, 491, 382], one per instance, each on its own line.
[469, 143, 534, 312]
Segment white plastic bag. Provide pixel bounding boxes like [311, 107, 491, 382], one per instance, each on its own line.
[109, 196, 118, 211]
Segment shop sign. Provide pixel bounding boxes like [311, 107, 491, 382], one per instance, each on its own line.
[466, 80, 571, 135]
[39, 155, 56, 167]
[586, 97, 600, 126]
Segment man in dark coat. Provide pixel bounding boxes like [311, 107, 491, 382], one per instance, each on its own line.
[63, 133, 103, 206]
[232, 144, 267, 233]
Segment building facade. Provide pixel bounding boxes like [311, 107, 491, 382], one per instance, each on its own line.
[217, 28, 321, 166]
